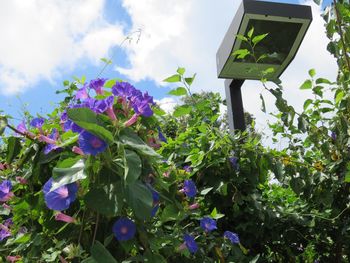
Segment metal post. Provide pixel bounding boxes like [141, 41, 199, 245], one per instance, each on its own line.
[224, 79, 246, 132]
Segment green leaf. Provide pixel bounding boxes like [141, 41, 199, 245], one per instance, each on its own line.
[85, 183, 122, 217]
[308, 68, 316, 78]
[0, 116, 7, 135]
[126, 181, 153, 220]
[335, 90, 344, 104]
[260, 94, 266, 113]
[177, 67, 186, 75]
[345, 162, 350, 183]
[303, 99, 313, 110]
[51, 160, 86, 191]
[252, 33, 268, 46]
[315, 78, 332, 85]
[163, 74, 181, 83]
[300, 80, 312, 90]
[124, 150, 142, 185]
[100, 58, 112, 65]
[247, 27, 254, 38]
[200, 187, 213, 196]
[120, 129, 162, 159]
[153, 107, 166, 116]
[91, 241, 118, 263]
[232, 49, 250, 59]
[67, 108, 114, 144]
[104, 79, 119, 88]
[173, 105, 192, 117]
[185, 73, 196, 86]
[235, 34, 247, 41]
[168, 87, 187, 96]
[6, 137, 22, 164]
[210, 207, 225, 219]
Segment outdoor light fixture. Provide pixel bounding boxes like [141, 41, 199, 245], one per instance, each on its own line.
[216, 0, 312, 131]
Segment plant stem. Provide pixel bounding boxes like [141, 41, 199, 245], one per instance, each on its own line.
[92, 213, 100, 246]
[333, 0, 350, 72]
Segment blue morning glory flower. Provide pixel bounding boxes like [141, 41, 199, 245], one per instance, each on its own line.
[78, 131, 107, 156]
[75, 84, 89, 100]
[132, 98, 153, 117]
[181, 180, 197, 198]
[43, 178, 78, 211]
[183, 234, 198, 254]
[112, 218, 136, 241]
[0, 228, 11, 241]
[43, 129, 61, 154]
[157, 127, 167, 143]
[0, 180, 13, 202]
[200, 217, 217, 232]
[183, 165, 192, 173]
[89, 78, 107, 95]
[112, 82, 137, 99]
[224, 231, 240, 244]
[30, 117, 45, 128]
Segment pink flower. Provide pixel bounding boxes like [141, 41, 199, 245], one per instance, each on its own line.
[188, 203, 200, 210]
[55, 212, 76, 224]
[16, 176, 27, 185]
[72, 146, 84, 156]
[124, 113, 139, 127]
[6, 255, 21, 263]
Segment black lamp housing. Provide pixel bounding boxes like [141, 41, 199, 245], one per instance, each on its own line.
[216, 0, 312, 82]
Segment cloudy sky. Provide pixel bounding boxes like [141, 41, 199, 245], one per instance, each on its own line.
[0, 0, 337, 136]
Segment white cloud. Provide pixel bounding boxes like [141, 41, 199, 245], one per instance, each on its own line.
[0, 0, 125, 95]
[155, 97, 178, 113]
[119, 0, 337, 143]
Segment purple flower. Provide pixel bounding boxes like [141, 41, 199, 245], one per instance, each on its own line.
[200, 217, 217, 232]
[43, 178, 78, 211]
[55, 212, 76, 223]
[0, 180, 13, 202]
[229, 156, 239, 170]
[0, 228, 11, 241]
[183, 165, 192, 173]
[181, 180, 197, 198]
[331, 131, 337, 141]
[42, 129, 61, 154]
[30, 117, 45, 128]
[78, 131, 107, 156]
[3, 218, 13, 227]
[157, 127, 167, 143]
[89, 78, 107, 95]
[16, 121, 35, 139]
[112, 82, 137, 98]
[112, 218, 136, 241]
[151, 188, 160, 217]
[224, 231, 240, 244]
[132, 98, 153, 117]
[75, 85, 89, 100]
[183, 234, 198, 254]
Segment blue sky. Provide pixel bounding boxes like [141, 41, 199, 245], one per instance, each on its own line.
[0, 0, 336, 129]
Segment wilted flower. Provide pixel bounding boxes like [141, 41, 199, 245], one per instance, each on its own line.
[55, 212, 76, 224]
[180, 180, 197, 198]
[224, 231, 240, 244]
[72, 146, 84, 156]
[200, 217, 217, 232]
[182, 234, 198, 254]
[124, 114, 139, 127]
[112, 218, 136, 241]
[157, 127, 167, 143]
[15, 176, 27, 185]
[188, 203, 200, 210]
[43, 178, 78, 211]
[78, 131, 107, 156]
[0, 180, 14, 202]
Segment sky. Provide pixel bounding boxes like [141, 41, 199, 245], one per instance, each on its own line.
[0, 0, 337, 138]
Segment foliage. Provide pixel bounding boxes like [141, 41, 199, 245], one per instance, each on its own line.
[0, 1, 349, 262]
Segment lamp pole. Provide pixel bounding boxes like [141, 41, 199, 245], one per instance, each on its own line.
[225, 79, 246, 131]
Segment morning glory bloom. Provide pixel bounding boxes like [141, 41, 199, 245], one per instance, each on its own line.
[200, 217, 217, 232]
[42, 129, 61, 155]
[183, 165, 192, 173]
[30, 117, 45, 128]
[132, 98, 153, 117]
[0, 180, 14, 202]
[89, 78, 107, 95]
[157, 127, 167, 143]
[112, 82, 137, 99]
[112, 218, 136, 241]
[55, 212, 76, 224]
[43, 178, 78, 211]
[16, 121, 35, 139]
[0, 227, 11, 241]
[183, 234, 198, 254]
[224, 231, 240, 244]
[180, 180, 197, 198]
[78, 131, 107, 156]
[75, 84, 89, 100]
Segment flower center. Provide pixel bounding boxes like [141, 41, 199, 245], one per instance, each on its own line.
[56, 187, 69, 199]
[91, 138, 102, 148]
[120, 226, 128, 234]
